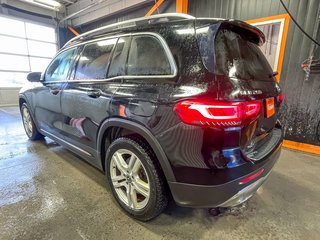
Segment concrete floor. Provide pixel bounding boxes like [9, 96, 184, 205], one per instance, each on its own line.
[0, 107, 319, 240]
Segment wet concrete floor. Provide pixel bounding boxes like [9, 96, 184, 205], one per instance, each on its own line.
[0, 106, 319, 240]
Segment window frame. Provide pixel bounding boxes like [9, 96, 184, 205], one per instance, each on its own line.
[107, 36, 131, 78]
[48, 32, 177, 84]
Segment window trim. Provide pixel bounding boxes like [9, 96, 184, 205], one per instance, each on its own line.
[47, 32, 177, 84]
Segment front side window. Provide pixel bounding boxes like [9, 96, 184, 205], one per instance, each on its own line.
[127, 36, 172, 75]
[74, 38, 116, 80]
[45, 48, 76, 82]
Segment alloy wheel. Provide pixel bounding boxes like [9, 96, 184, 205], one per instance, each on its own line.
[22, 107, 33, 137]
[110, 149, 150, 210]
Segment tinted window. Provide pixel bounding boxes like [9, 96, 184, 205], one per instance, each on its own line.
[45, 48, 76, 82]
[127, 36, 172, 75]
[74, 38, 116, 80]
[197, 25, 273, 81]
[215, 30, 273, 81]
[108, 37, 130, 77]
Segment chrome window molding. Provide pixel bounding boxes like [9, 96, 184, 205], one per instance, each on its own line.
[44, 32, 177, 84]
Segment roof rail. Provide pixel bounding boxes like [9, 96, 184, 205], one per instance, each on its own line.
[64, 13, 195, 47]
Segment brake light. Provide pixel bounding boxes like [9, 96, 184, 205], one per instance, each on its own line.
[277, 93, 284, 104]
[174, 100, 261, 127]
[239, 169, 264, 184]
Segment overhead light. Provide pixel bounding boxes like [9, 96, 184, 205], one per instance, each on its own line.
[34, 0, 61, 8]
[22, 0, 61, 11]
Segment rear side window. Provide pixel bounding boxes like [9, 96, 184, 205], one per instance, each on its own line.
[45, 48, 76, 82]
[74, 38, 116, 80]
[127, 36, 172, 75]
[108, 37, 130, 77]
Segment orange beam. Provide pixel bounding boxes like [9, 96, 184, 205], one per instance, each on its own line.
[283, 140, 320, 155]
[67, 25, 79, 36]
[145, 0, 165, 16]
[246, 14, 290, 83]
[176, 0, 188, 13]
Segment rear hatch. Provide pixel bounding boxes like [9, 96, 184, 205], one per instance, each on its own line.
[195, 19, 283, 161]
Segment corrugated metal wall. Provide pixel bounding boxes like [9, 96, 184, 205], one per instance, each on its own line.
[189, 0, 320, 145]
[74, 1, 175, 33]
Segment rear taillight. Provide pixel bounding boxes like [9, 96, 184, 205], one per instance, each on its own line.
[174, 100, 261, 128]
[277, 93, 284, 104]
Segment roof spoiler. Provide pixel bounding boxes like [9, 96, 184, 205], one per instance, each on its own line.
[196, 18, 266, 46]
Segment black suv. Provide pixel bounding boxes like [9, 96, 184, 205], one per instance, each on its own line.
[19, 13, 283, 221]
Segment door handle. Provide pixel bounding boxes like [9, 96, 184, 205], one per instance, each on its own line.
[50, 89, 60, 95]
[87, 89, 101, 98]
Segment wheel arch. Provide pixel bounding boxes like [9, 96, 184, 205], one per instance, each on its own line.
[19, 95, 27, 108]
[97, 118, 176, 182]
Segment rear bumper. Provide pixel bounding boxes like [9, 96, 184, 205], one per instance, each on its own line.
[168, 142, 282, 208]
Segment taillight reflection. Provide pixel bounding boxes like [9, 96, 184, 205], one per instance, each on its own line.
[277, 93, 284, 104]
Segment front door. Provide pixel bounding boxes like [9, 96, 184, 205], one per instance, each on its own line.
[34, 47, 77, 138]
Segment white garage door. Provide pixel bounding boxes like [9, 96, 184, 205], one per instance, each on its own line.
[0, 15, 57, 87]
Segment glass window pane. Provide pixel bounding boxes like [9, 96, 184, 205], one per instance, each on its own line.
[25, 22, 56, 42]
[108, 37, 130, 77]
[0, 36, 28, 55]
[0, 16, 25, 37]
[0, 54, 30, 71]
[45, 48, 76, 82]
[127, 36, 172, 75]
[255, 23, 281, 71]
[0, 72, 29, 87]
[28, 40, 57, 58]
[74, 39, 116, 80]
[30, 57, 52, 72]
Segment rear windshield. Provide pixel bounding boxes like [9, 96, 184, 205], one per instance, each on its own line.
[197, 25, 274, 81]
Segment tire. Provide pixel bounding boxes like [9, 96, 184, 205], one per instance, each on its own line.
[105, 137, 168, 221]
[20, 103, 44, 141]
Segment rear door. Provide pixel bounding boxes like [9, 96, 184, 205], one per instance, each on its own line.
[59, 37, 130, 167]
[112, 34, 176, 127]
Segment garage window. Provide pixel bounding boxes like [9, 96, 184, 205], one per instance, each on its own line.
[74, 38, 117, 80]
[127, 36, 172, 76]
[0, 16, 57, 87]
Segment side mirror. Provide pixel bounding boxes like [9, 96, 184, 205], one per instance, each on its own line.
[27, 72, 42, 82]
